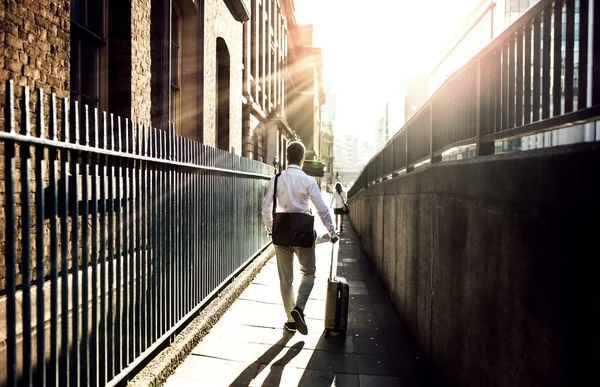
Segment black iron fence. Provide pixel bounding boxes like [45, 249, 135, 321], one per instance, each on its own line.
[0, 80, 274, 386]
[348, 0, 600, 198]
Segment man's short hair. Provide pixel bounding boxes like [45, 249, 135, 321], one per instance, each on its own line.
[286, 141, 306, 165]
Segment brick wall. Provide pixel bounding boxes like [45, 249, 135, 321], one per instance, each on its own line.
[203, 0, 243, 154]
[0, 0, 70, 291]
[0, 0, 70, 126]
[0, 0, 153, 291]
[0, 0, 70, 100]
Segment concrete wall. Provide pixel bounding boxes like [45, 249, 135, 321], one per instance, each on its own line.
[348, 144, 600, 387]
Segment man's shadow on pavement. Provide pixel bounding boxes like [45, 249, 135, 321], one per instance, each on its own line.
[296, 333, 354, 387]
[229, 331, 305, 387]
[262, 341, 305, 386]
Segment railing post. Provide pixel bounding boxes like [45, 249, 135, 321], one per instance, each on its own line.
[593, 0, 600, 106]
[429, 102, 441, 163]
[406, 126, 413, 173]
[476, 59, 495, 156]
[391, 141, 399, 177]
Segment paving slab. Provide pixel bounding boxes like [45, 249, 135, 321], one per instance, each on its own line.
[164, 215, 421, 386]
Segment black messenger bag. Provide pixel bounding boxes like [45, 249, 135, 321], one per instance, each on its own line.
[271, 173, 315, 247]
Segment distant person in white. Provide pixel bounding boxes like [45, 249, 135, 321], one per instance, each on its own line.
[330, 182, 347, 232]
[262, 141, 338, 335]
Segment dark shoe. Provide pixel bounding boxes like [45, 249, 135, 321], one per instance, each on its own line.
[291, 306, 308, 335]
[284, 321, 297, 333]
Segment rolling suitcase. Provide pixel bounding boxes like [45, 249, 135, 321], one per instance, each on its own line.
[324, 244, 349, 336]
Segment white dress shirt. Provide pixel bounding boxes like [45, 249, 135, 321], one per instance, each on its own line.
[262, 164, 337, 237]
[330, 191, 347, 209]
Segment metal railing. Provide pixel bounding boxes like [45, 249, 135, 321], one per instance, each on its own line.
[348, 0, 600, 198]
[0, 80, 275, 386]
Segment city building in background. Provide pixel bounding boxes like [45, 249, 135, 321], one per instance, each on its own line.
[428, 0, 496, 96]
[243, 0, 325, 173]
[242, 0, 293, 166]
[501, 0, 539, 25]
[288, 25, 326, 159]
[320, 83, 336, 190]
[333, 133, 377, 190]
[374, 102, 389, 149]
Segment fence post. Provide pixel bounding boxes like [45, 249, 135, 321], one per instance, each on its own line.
[391, 141, 399, 177]
[476, 59, 495, 156]
[429, 102, 441, 163]
[405, 126, 413, 173]
[593, 0, 600, 106]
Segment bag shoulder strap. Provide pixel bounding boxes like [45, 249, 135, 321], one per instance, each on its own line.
[272, 173, 281, 216]
[337, 191, 348, 206]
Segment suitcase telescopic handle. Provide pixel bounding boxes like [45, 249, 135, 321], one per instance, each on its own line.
[329, 243, 335, 279]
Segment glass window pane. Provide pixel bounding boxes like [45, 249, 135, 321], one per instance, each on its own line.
[520, 0, 529, 10]
[509, 0, 521, 12]
[172, 13, 179, 42]
[88, 0, 105, 36]
[171, 44, 179, 86]
[71, 0, 85, 25]
[81, 43, 99, 105]
[70, 38, 81, 94]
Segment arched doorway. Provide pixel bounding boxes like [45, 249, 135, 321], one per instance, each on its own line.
[216, 38, 230, 151]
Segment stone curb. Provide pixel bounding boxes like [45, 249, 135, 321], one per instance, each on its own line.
[128, 245, 276, 386]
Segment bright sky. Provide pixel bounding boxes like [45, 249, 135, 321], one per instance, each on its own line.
[294, 0, 481, 140]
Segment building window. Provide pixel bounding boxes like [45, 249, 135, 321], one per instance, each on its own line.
[152, 0, 200, 139]
[171, 3, 183, 135]
[216, 38, 231, 151]
[70, 0, 106, 118]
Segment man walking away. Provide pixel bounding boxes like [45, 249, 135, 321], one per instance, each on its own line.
[261, 142, 338, 335]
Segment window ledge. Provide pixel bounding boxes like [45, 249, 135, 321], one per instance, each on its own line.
[224, 0, 250, 22]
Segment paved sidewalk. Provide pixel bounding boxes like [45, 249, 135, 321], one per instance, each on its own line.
[164, 216, 421, 386]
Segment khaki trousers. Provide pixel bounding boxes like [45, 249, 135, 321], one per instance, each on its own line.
[274, 244, 316, 322]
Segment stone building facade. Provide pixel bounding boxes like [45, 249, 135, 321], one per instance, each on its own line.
[242, 0, 291, 166]
[242, 0, 325, 171]
[203, 0, 248, 153]
[287, 25, 325, 157]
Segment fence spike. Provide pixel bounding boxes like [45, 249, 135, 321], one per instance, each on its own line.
[109, 114, 115, 151]
[84, 104, 90, 146]
[37, 88, 45, 139]
[117, 116, 122, 152]
[124, 118, 129, 153]
[5, 80, 15, 133]
[50, 93, 57, 141]
[74, 101, 81, 144]
[21, 85, 30, 136]
[94, 107, 99, 148]
[62, 98, 69, 142]
[102, 111, 107, 150]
